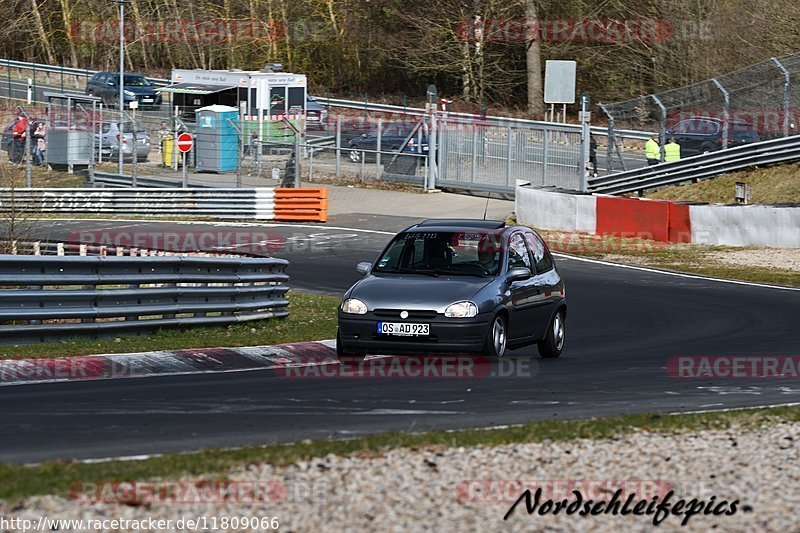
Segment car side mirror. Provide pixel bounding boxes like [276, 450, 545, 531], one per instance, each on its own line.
[507, 267, 532, 282]
[356, 262, 372, 276]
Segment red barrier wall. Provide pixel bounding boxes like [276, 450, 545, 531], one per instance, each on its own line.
[668, 203, 692, 243]
[596, 197, 671, 242]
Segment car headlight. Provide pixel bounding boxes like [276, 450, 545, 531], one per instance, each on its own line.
[123, 90, 135, 97]
[444, 301, 478, 318]
[341, 298, 368, 315]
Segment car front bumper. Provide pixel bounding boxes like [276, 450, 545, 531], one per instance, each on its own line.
[337, 311, 493, 355]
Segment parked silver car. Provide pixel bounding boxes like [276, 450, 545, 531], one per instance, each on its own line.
[95, 121, 151, 162]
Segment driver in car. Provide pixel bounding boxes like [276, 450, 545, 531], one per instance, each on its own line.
[476, 236, 500, 275]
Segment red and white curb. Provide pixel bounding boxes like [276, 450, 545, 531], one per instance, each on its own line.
[0, 341, 342, 386]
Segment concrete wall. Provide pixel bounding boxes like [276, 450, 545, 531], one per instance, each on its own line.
[690, 204, 800, 248]
[516, 187, 596, 233]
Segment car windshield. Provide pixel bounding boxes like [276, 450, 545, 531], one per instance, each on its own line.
[373, 231, 503, 277]
[124, 75, 151, 87]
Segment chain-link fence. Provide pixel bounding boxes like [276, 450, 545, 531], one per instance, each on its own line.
[599, 52, 800, 173]
[0, 59, 606, 193]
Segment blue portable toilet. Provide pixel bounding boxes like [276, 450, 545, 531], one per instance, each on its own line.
[195, 105, 239, 173]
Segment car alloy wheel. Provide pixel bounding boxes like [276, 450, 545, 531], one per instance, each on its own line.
[553, 312, 565, 351]
[349, 148, 361, 163]
[538, 310, 565, 359]
[485, 314, 507, 358]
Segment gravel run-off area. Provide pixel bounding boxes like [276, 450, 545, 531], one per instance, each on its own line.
[707, 248, 800, 272]
[3, 421, 798, 532]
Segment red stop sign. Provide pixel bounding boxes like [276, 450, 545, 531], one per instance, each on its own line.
[177, 132, 193, 153]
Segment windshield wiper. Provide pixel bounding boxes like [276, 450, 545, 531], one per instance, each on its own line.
[397, 268, 439, 277]
[432, 269, 487, 277]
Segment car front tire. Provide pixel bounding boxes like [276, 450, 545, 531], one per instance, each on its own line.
[538, 309, 565, 358]
[349, 147, 362, 163]
[483, 314, 507, 358]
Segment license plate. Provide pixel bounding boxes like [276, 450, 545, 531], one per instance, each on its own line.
[142, 98, 153, 102]
[377, 322, 429, 336]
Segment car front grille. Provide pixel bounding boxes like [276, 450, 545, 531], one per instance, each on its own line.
[373, 309, 438, 320]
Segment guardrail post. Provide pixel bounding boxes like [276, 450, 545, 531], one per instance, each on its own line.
[376, 118, 383, 180]
[597, 103, 614, 174]
[6, 66, 10, 100]
[712, 78, 730, 150]
[650, 95, 667, 162]
[335, 115, 341, 177]
[506, 126, 513, 189]
[542, 128, 549, 185]
[471, 123, 478, 184]
[772, 57, 791, 138]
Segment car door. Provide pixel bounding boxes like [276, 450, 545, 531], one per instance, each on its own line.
[505, 232, 538, 341]
[525, 231, 559, 338]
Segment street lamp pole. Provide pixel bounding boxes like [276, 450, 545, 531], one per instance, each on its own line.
[117, 0, 126, 174]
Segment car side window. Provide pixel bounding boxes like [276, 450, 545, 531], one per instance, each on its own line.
[525, 232, 554, 274]
[674, 120, 691, 134]
[508, 233, 532, 271]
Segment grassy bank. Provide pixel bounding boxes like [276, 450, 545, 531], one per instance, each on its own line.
[2, 404, 798, 502]
[647, 161, 800, 204]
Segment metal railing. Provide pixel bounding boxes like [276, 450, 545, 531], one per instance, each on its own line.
[0, 254, 288, 344]
[0, 187, 277, 219]
[588, 134, 800, 195]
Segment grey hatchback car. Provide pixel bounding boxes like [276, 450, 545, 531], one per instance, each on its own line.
[337, 219, 566, 360]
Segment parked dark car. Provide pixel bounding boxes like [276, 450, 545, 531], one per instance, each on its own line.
[348, 125, 428, 163]
[667, 117, 760, 156]
[86, 72, 162, 109]
[337, 219, 567, 360]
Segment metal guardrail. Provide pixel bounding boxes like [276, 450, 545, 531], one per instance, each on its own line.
[0, 187, 276, 219]
[588, 135, 800, 195]
[92, 172, 215, 188]
[0, 254, 288, 344]
[0, 58, 170, 86]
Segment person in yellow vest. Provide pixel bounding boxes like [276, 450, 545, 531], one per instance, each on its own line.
[645, 133, 660, 166]
[664, 137, 681, 162]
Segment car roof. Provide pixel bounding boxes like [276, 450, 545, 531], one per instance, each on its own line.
[680, 116, 754, 126]
[409, 219, 506, 230]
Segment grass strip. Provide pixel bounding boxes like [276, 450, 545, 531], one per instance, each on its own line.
[1, 404, 798, 502]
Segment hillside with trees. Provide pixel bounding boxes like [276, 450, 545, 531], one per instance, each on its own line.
[3, 0, 800, 116]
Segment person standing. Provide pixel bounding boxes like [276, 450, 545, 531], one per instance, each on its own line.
[645, 133, 660, 166]
[157, 121, 170, 154]
[11, 114, 28, 164]
[32, 121, 46, 166]
[664, 137, 681, 162]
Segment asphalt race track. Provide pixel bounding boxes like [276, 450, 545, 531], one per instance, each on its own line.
[1, 216, 799, 463]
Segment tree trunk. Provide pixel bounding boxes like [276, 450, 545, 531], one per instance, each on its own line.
[58, 0, 80, 67]
[525, 0, 543, 117]
[30, 0, 56, 64]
